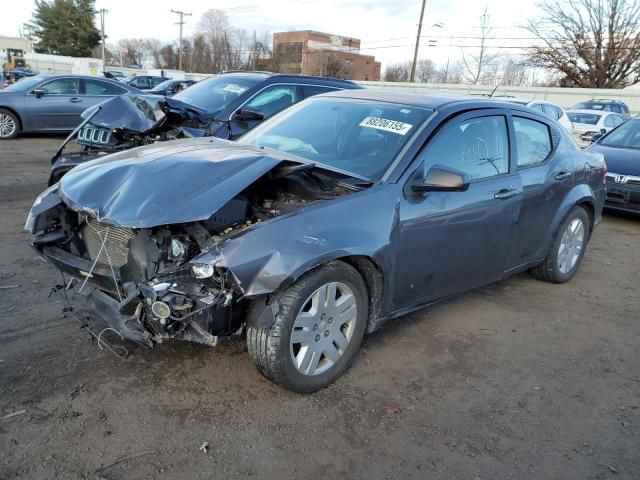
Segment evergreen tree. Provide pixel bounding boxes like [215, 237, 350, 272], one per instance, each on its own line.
[28, 0, 100, 57]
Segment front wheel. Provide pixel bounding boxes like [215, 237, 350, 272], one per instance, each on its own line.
[246, 261, 368, 393]
[530, 206, 590, 283]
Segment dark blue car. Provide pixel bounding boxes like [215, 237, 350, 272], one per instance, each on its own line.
[587, 118, 640, 214]
[0, 74, 142, 139]
[28, 91, 606, 392]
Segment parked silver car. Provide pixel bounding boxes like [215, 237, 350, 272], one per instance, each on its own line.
[0, 74, 142, 139]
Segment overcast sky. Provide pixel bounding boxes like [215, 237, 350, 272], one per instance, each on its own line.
[1, 0, 542, 68]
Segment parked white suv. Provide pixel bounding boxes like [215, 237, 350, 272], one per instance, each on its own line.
[493, 97, 573, 132]
[567, 109, 625, 146]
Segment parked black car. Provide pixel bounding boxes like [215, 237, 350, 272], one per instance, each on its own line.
[27, 91, 605, 392]
[49, 72, 361, 183]
[588, 119, 640, 213]
[570, 99, 631, 120]
[143, 79, 197, 96]
[121, 75, 169, 90]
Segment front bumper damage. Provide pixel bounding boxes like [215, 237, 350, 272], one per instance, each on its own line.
[28, 186, 243, 351]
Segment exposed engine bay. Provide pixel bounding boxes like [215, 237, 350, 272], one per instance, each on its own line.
[29, 159, 365, 353]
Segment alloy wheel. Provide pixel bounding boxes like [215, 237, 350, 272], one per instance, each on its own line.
[290, 281, 357, 376]
[557, 218, 585, 274]
[0, 113, 16, 138]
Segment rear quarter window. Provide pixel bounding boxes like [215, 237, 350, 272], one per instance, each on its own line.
[513, 117, 552, 168]
[302, 85, 338, 98]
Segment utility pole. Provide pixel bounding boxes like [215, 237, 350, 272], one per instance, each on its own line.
[98, 8, 107, 69]
[171, 9, 192, 71]
[252, 30, 257, 71]
[410, 0, 426, 83]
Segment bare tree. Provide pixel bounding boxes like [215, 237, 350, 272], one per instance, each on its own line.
[117, 38, 145, 66]
[416, 59, 438, 83]
[461, 7, 499, 84]
[142, 38, 163, 68]
[527, 0, 640, 87]
[160, 43, 177, 69]
[384, 62, 411, 82]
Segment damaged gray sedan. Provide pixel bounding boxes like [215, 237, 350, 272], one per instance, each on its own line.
[26, 91, 605, 392]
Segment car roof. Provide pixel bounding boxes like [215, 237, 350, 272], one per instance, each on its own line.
[568, 109, 612, 115]
[320, 89, 542, 111]
[31, 73, 122, 82]
[216, 71, 359, 87]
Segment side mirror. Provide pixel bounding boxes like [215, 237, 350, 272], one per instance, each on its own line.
[33, 89, 45, 98]
[410, 165, 469, 193]
[600, 128, 607, 134]
[234, 108, 264, 122]
[590, 133, 604, 143]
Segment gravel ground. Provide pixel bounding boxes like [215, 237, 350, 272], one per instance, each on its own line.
[0, 136, 638, 480]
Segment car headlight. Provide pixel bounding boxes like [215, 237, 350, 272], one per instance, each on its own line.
[24, 183, 59, 232]
[191, 264, 214, 279]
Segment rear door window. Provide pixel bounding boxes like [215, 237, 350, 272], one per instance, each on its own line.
[84, 79, 127, 95]
[513, 117, 552, 168]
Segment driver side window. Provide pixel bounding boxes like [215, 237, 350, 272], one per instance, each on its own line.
[40, 78, 80, 95]
[421, 115, 510, 181]
[243, 85, 298, 119]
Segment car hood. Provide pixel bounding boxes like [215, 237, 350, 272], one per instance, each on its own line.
[588, 144, 640, 176]
[58, 138, 284, 228]
[82, 94, 211, 133]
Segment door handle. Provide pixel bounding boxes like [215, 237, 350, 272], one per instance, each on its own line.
[494, 188, 520, 200]
[554, 171, 572, 181]
[69, 98, 82, 103]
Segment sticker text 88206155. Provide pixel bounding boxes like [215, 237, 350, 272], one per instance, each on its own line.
[359, 117, 414, 135]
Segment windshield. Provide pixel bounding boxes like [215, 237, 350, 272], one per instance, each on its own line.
[568, 112, 601, 125]
[173, 75, 260, 113]
[2, 75, 44, 92]
[149, 79, 175, 91]
[599, 120, 640, 149]
[241, 97, 431, 181]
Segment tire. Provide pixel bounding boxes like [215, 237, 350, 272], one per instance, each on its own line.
[530, 206, 590, 283]
[0, 108, 19, 139]
[246, 260, 368, 393]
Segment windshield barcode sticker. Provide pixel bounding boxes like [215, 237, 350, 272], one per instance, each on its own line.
[223, 84, 247, 94]
[359, 117, 413, 135]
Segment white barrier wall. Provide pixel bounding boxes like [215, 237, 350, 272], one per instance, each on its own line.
[358, 80, 640, 114]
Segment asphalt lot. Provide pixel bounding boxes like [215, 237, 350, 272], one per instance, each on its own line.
[0, 136, 639, 480]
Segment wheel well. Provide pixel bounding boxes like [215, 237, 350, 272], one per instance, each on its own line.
[576, 200, 595, 238]
[338, 256, 384, 334]
[0, 107, 23, 131]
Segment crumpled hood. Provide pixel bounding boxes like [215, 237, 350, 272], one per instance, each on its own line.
[588, 143, 640, 176]
[83, 94, 211, 133]
[59, 137, 282, 228]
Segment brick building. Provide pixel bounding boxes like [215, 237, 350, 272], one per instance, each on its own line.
[272, 31, 380, 81]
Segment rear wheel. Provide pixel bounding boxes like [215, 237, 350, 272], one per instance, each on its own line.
[246, 261, 368, 393]
[0, 109, 19, 139]
[530, 206, 590, 283]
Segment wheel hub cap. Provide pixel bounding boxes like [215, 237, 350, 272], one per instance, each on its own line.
[0, 113, 16, 138]
[290, 281, 357, 376]
[557, 218, 585, 274]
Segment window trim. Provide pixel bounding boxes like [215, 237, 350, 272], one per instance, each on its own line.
[512, 114, 557, 171]
[405, 109, 515, 187]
